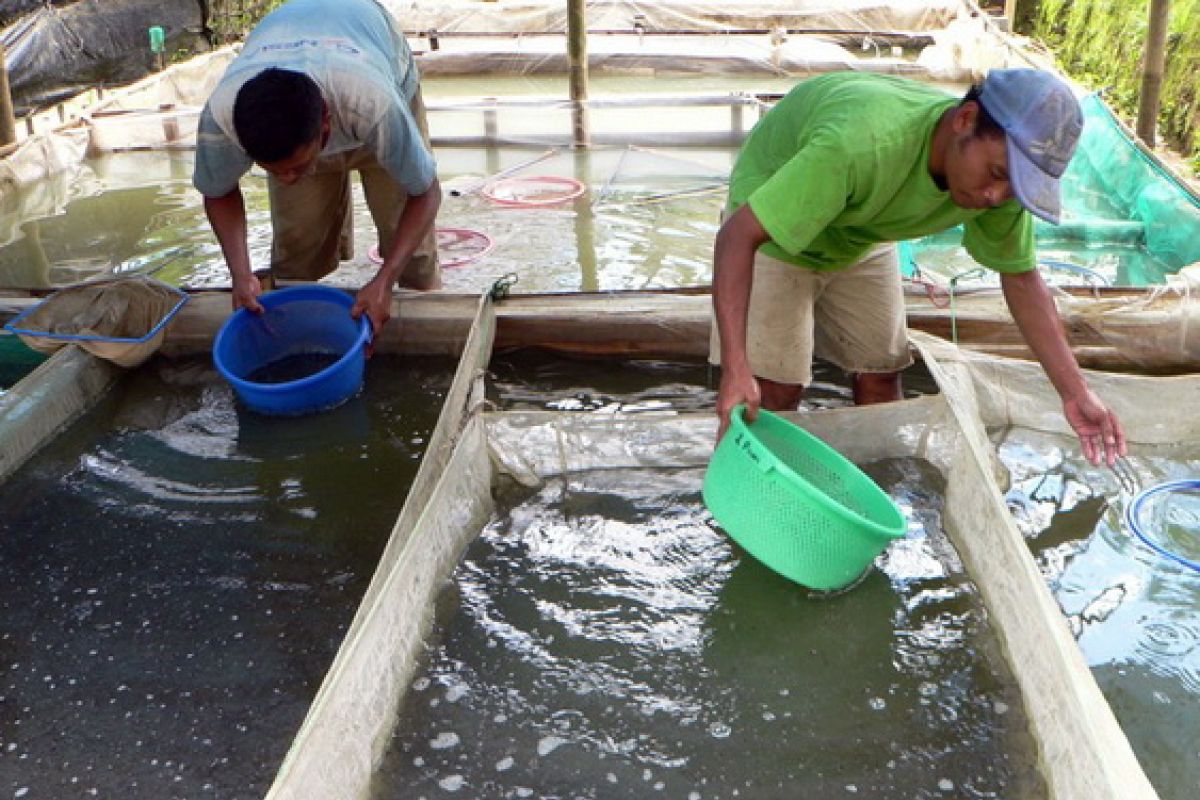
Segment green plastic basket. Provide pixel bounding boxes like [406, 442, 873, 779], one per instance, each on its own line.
[702, 406, 906, 590]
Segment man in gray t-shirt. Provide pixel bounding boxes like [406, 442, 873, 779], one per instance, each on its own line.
[194, 0, 439, 335]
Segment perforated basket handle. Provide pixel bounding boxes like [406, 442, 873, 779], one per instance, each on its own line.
[731, 405, 776, 474]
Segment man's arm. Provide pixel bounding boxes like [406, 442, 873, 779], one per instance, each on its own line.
[1000, 268, 1126, 465]
[351, 177, 442, 337]
[713, 204, 772, 441]
[203, 187, 262, 312]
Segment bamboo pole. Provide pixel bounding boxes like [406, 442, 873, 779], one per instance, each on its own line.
[1002, 1, 1035, 33]
[567, 0, 590, 147]
[0, 41, 17, 148]
[1136, 0, 1170, 147]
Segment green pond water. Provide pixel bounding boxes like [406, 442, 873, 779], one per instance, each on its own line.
[0, 333, 47, 391]
[0, 354, 455, 799]
[1000, 430, 1200, 800]
[0, 133, 1183, 301]
[371, 461, 1045, 799]
[0, 146, 731, 295]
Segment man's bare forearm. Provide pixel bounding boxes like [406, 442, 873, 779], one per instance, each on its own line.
[1001, 269, 1087, 401]
[203, 188, 253, 282]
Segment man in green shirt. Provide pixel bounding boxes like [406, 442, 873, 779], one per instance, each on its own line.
[711, 68, 1126, 466]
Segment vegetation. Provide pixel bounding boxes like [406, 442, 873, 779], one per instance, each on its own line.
[1033, 0, 1200, 171]
[207, 0, 288, 44]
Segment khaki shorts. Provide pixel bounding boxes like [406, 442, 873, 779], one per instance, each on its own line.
[267, 88, 438, 289]
[709, 244, 913, 386]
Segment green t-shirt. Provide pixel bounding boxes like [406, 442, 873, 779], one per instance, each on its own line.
[731, 72, 1035, 273]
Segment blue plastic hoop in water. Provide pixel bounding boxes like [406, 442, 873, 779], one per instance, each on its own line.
[1123, 479, 1200, 573]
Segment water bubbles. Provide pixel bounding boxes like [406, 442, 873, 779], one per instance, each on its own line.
[437, 774, 465, 792]
[536, 736, 566, 757]
[429, 732, 460, 750]
[707, 722, 731, 739]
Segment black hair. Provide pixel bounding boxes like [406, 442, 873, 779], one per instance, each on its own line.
[961, 84, 1006, 139]
[233, 68, 324, 163]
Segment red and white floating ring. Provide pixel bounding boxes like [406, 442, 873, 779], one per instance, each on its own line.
[368, 227, 494, 268]
[481, 175, 586, 207]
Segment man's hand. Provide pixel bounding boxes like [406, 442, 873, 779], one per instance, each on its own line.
[351, 276, 392, 343]
[716, 365, 761, 442]
[232, 273, 264, 313]
[1000, 269, 1128, 468]
[1062, 388, 1127, 467]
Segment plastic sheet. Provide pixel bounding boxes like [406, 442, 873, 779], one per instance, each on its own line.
[1065, 265, 1200, 373]
[0, 129, 87, 196]
[0, 0, 207, 113]
[386, 0, 965, 36]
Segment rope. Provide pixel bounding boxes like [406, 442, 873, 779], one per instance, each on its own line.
[488, 273, 519, 301]
[947, 268, 987, 346]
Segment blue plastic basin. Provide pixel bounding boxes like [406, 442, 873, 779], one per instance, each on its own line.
[213, 285, 371, 416]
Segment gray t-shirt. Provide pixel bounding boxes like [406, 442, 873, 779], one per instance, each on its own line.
[193, 0, 434, 198]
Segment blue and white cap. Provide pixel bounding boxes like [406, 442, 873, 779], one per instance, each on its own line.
[978, 68, 1083, 225]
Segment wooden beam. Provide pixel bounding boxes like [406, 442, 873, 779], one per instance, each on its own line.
[0, 41, 17, 148]
[1137, 0, 1170, 146]
[567, 0, 590, 147]
[147, 287, 1175, 373]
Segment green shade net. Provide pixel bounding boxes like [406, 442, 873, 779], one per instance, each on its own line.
[904, 93, 1200, 287]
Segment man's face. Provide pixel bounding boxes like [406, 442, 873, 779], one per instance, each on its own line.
[257, 111, 331, 185]
[258, 136, 323, 185]
[944, 104, 1013, 211]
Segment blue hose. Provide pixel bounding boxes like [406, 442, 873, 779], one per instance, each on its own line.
[1038, 259, 1111, 286]
[1123, 480, 1200, 573]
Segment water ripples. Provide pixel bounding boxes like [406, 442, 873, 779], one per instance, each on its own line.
[379, 461, 1039, 798]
